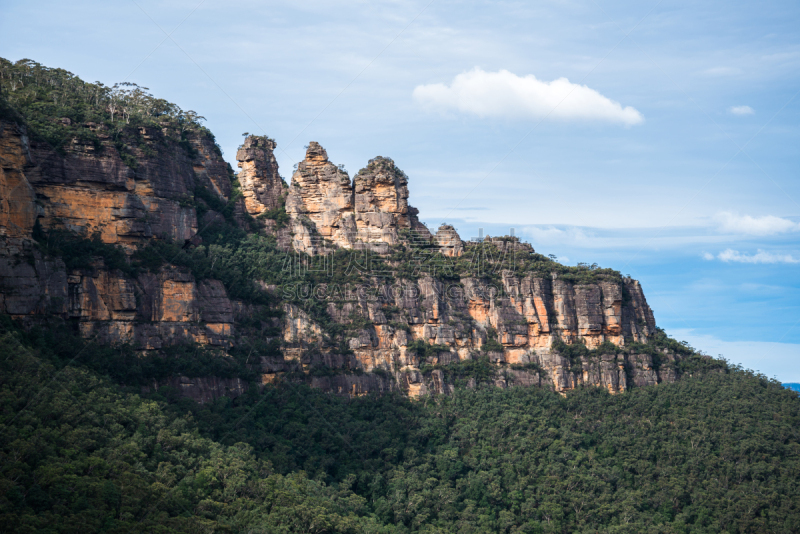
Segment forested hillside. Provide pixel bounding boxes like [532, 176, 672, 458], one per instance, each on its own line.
[2, 320, 800, 533]
[2, 57, 800, 533]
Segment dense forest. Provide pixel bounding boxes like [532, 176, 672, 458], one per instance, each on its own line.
[2, 318, 800, 533]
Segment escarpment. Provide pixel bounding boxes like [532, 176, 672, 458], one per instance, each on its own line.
[0, 59, 694, 401]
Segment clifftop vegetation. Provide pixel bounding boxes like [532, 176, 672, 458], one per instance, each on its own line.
[0, 57, 216, 157]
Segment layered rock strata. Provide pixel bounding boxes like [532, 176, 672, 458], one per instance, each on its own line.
[0, 237, 235, 349]
[285, 142, 356, 254]
[271, 268, 667, 396]
[0, 120, 233, 247]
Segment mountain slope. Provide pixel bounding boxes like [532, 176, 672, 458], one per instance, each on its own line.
[2, 321, 800, 533]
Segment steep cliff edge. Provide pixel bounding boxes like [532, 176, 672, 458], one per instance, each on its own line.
[0, 58, 691, 400]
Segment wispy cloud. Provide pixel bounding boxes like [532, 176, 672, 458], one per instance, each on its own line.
[413, 68, 644, 126]
[714, 212, 800, 235]
[669, 329, 800, 382]
[521, 225, 591, 245]
[704, 66, 741, 76]
[704, 249, 800, 264]
[729, 105, 755, 115]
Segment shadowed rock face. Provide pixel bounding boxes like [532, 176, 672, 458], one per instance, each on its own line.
[0, 119, 238, 348]
[0, 236, 235, 350]
[0, 122, 37, 238]
[0, 120, 233, 248]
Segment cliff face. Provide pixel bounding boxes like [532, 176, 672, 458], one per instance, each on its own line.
[285, 142, 356, 254]
[269, 268, 669, 397]
[0, 119, 681, 401]
[353, 156, 427, 251]
[0, 120, 234, 247]
[0, 236, 236, 349]
[0, 122, 37, 238]
[0, 119, 240, 347]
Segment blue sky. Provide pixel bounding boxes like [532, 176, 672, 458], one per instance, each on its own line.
[2, 0, 799, 380]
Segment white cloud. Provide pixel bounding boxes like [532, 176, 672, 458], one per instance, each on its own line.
[413, 68, 644, 126]
[702, 252, 715, 260]
[713, 249, 800, 264]
[714, 212, 800, 235]
[729, 105, 755, 115]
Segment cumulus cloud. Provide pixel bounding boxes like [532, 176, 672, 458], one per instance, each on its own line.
[704, 249, 800, 264]
[714, 212, 800, 235]
[413, 68, 643, 126]
[729, 105, 755, 115]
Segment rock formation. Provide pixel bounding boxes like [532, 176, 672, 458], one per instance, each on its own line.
[353, 157, 415, 251]
[0, 236, 235, 349]
[285, 143, 432, 254]
[285, 142, 356, 254]
[0, 120, 235, 248]
[0, 116, 683, 402]
[266, 266, 665, 396]
[0, 121, 37, 238]
[236, 135, 286, 216]
[435, 224, 464, 257]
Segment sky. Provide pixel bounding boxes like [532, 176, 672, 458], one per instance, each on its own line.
[2, 0, 799, 380]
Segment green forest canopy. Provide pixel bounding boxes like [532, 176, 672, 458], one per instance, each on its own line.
[1, 321, 799, 533]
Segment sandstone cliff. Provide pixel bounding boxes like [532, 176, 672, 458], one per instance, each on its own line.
[1, 119, 235, 246]
[0, 114, 684, 401]
[269, 264, 670, 397]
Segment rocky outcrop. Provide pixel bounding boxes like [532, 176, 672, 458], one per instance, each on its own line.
[285, 142, 355, 254]
[285, 143, 431, 254]
[0, 122, 37, 238]
[435, 224, 463, 257]
[0, 237, 67, 316]
[150, 376, 248, 404]
[271, 262, 672, 396]
[236, 135, 286, 216]
[353, 157, 416, 251]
